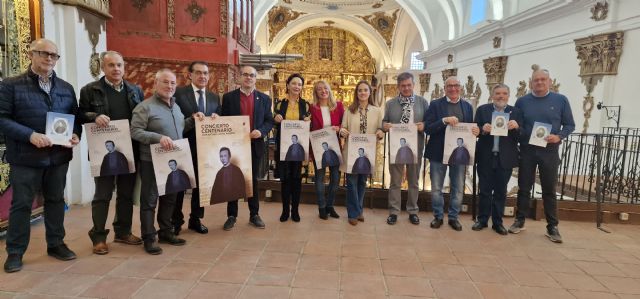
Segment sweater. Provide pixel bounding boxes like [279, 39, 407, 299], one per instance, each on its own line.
[514, 92, 575, 145]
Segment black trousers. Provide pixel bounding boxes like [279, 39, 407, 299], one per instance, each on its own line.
[227, 141, 261, 218]
[515, 144, 560, 229]
[6, 163, 69, 255]
[89, 171, 136, 243]
[477, 154, 512, 226]
[173, 153, 204, 226]
[139, 160, 177, 241]
[279, 160, 302, 214]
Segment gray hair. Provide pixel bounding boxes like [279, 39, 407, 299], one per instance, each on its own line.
[29, 38, 58, 52]
[532, 68, 550, 77]
[491, 83, 510, 94]
[100, 50, 123, 63]
[396, 72, 414, 84]
[444, 76, 461, 86]
[155, 68, 175, 80]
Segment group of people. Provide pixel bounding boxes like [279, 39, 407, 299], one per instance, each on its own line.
[0, 38, 574, 274]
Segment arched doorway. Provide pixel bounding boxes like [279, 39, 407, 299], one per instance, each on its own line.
[273, 25, 376, 106]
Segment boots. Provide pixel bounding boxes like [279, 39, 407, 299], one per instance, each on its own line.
[291, 200, 300, 222]
[318, 207, 328, 220]
[280, 196, 290, 222]
[326, 207, 340, 218]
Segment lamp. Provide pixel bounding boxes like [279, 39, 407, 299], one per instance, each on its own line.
[596, 102, 621, 128]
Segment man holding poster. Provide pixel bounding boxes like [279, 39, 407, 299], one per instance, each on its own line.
[220, 65, 274, 230]
[424, 76, 479, 231]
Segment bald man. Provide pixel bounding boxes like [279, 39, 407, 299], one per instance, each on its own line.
[0, 39, 81, 272]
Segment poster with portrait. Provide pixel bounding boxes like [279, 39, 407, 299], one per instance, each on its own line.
[279, 120, 310, 161]
[196, 116, 253, 206]
[443, 123, 477, 166]
[529, 121, 552, 147]
[85, 119, 136, 177]
[45, 112, 74, 146]
[389, 124, 418, 164]
[345, 134, 377, 175]
[150, 138, 196, 196]
[310, 127, 343, 169]
[491, 111, 509, 136]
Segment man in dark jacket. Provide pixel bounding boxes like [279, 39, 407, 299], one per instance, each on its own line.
[0, 39, 81, 273]
[99, 140, 130, 176]
[472, 84, 521, 235]
[78, 50, 144, 255]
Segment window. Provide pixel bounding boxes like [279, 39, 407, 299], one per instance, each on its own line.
[469, 0, 486, 25]
[409, 52, 424, 70]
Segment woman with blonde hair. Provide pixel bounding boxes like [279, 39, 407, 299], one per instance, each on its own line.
[309, 80, 345, 219]
[340, 80, 384, 225]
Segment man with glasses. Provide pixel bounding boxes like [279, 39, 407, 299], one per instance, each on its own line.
[0, 39, 81, 272]
[78, 50, 145, 255]
[172, 61, 220, 235]
[424, 76, 479, 231]
[219, 65, 273, 230]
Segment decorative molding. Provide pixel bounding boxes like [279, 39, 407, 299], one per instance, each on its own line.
[483, 56, 508, 101]
[185, 0, 206, 23]
[238, 31, 251, 49]
[383, 84, 398, 99]
[180, 35, 217, 43]
[419, 73, 431, 95]
[461, 75, 482, 108]
[167, 0, 175, 38]
[516, 80, 528, 98]
[130, 0, 152, 12]
[119, 30, 162, 39]
[220, 0, 228, 36]
[358, 9, 399, 49]
[256, 79, 273, 93]
[431, 83, 443, 100]
[52, 0, 111, 18]
[575, 31, 623, 77]
[447, 54, 453, 63]
[581, 76, 601, 133]
[268, 6, 304, 44]
[441, 68, 457, 82]
[77, 9, 105, 79]
[591, 1, 608, 21]
[14, 0, 32, 71]
[493, 36, 502, 48]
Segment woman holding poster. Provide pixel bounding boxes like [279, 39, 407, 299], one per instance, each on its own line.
[310, 80, 344, 220]
[274, 74, 311, 222]
[339, 81, 384, 225]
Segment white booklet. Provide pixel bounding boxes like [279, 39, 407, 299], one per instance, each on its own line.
[150, 138, 196, 196]
[85, 119, 136, 177]
[45, 112, 74, 146]
[491, 111, 509, 137]
[529, 121, 552, 147]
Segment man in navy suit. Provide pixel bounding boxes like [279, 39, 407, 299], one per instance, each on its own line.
[172, 61, 220, 235]
[220, 65, 274, 230]
[424, 76, 479, 231]
[472, 84, 521, 235]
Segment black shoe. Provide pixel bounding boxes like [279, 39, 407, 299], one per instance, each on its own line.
[386, 214, 397, 225]
[250, 215, 266, 229]
[173, 225, 182, 236]
[144, 240, 163, 255]
[546, 226, 563, 243]
[448, 219, 463, 231]
[409, 214, 420, 225]
[223, 216, 236, 231]
[280, 210, 289, 222]
[430, 218, 443, 229]
[472, 222, 488, 231]
[4, 254, 23, 273]
[326, 207, 340, 218]
[319, 208, 328, 220]
[188, 219, 209, 234]
[47, 244, 77, 261]
[492, 224, 508, 235]
[158, 232, 186, 246]
[291, 209, 300, 222]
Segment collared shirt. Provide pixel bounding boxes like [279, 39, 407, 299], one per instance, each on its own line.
[240, 90, 255, 130]
[105, 77, 124, 92]
[446, 96, 460, 103]
[191, 83, 206, 112]
[492, 104, 506, 153]
[32, 66, 53, 94]
[240, 87, 255, 97]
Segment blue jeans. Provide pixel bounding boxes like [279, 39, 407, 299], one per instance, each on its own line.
[346, 173, 367, 219]
[314, 165, 340, 209]
[430, 160, 466, 220]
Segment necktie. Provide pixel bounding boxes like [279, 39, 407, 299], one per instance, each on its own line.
[197, 90, 205, 113]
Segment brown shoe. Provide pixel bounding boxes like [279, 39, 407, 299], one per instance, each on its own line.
[92, 242, 109, 255]
[357, 214, 364, 222]
[348, 219, 358, 226]
[114, 234, 143, 245]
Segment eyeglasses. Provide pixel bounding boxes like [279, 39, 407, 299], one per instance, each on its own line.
[32, 50, 61, 60]
[445, 84, 460, 88]
[241, 73, 256, 78]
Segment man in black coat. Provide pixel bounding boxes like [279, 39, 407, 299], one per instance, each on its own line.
[472, 83, 521, 235]
[165, 160, 192, 195]
[100, 140, 130, 176]
[321, 142, 340, 168]
[172, 61, 220, 235]
[78, 50, 145, 255]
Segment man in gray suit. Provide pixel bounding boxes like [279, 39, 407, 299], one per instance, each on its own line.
[172, 61, 220, 235]
[381, 72, 429, 225]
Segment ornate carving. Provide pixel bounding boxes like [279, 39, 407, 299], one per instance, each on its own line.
[358, 9, 399, 48]
[384, 84, 398, 99]
[516, 80, 528, 98]
[13, 0, 32, 71]
[89, 32, 100, 79]
[431, 83, 443, 100]
[461, 75, 482, 108]
[220, 0, 228, 36]
[52, 0, 111, 18]
[119, 30, 162, 39]
[256, 79, 273, 93]
[591, 1, 608, 21]
[130, 0, 152, 12]
[185, 0, 206, 23]
[268, 6, 304, 43]
[238, 31, 251, 49]
[493, 36, 502, 48]
[575, 31, 623, 77]
[551, 79, 560, 93]
[419, 73, 431, 95]
[441, 68, 457, 82]
[581, 76, 601, 133]
[180, 35, 217, 43]
[483, 56, 508, 101]
[167, 0, 175, 38]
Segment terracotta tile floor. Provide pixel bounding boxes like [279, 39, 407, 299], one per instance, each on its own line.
[1, 201, 640, 298]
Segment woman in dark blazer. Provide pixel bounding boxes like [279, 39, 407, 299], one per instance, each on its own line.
[274, 74, 310, 222]
[309, 80, 344, 220]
